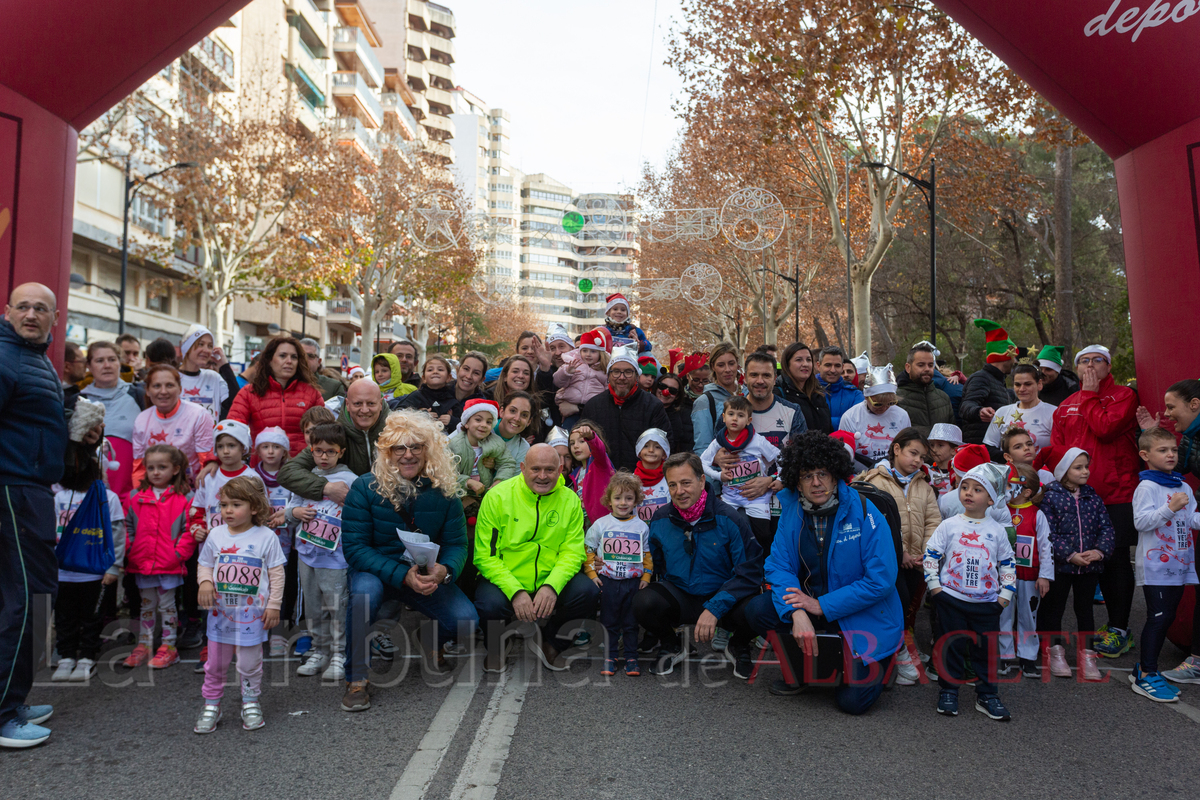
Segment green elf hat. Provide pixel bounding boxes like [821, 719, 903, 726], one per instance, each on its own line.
[1037, 345, 1066, 372]
[973, 319, 1017, 363]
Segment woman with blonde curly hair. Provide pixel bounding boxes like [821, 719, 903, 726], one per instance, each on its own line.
[339, 411, 478, 712]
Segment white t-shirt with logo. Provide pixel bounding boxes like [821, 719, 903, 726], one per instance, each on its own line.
[198, 523, 286, 645]
[839, 402, 912, 463]
[180, 369, 229, 425]
[700, 433, 780, 520]
[190, 466, 264, 532]
[584, 513, 650, 581]
[638, 477, 670, 522]
[983, 400, 1057, 451]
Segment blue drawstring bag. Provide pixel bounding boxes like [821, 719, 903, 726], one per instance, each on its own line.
[56, 480, 115, 575]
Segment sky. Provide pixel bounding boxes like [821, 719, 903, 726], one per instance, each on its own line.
[447, 0, 686, 195]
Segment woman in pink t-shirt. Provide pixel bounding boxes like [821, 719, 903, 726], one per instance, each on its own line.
[132, 364, 215, 485]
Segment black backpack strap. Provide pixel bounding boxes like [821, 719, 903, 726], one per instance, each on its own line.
[708, 392, 717, 428]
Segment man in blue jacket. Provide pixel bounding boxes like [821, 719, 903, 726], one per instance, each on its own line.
[815, 347, 863, 429]
[635, 452, 764, 677]
[737, 431, 902, 715]
[0, 284, 68, 749]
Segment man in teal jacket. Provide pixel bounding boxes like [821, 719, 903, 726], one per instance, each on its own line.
[474, 444, 599, 673]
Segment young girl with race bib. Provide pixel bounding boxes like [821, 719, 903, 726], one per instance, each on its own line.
[123, 444, 195, 669]
[189, 420, 262, 543]
[286, 424, 358, 681]
[253, 426, 296, 657]
[194, 477, 287, 734]
[634, 428, 671, 523]
[568, 421, 615, 526]
[584, 471, 652, 677]
[999, 464, 1053, 679]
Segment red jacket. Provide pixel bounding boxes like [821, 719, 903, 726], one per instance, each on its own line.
[1050, 374, 1141, 504]
[125, 487, 196, 576]
[227, 376, 325, 456]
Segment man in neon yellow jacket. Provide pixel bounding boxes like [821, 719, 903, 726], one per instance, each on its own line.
[474, 444, 599, 672]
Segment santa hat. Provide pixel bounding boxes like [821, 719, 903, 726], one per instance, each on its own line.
[214, 419, 252, 452]
[862, 364, 897, 397]
[346, 365, 366, 379]
[638, 354, 660, 377]
[829, 430, 856, 460]
[1074, 344, 1111, 365]
[459, 398, 499, 430]
[608, 344, 640, 374]
[636, 428, 671, 459]
[961, 463, 1011, 503]
[546, 323, 574, 349]
[667, 348, 684, 374]
[950, 443, 991, 478]
[850, 351, 871, 376]
[679, 352, 709, 378]
[974, 319, 1017, 363]
[181, 324, 213, 360]
[1035, 444, 1089, 482]
[546, 426, 570, 449]
[605, 293, 630, 315]
[579, 327, 613, 354]
[255, 426, 290, 452]
[928, 423, 964, 446]
[1037, 345, 1066, 372]
[68, 396, 106, 443]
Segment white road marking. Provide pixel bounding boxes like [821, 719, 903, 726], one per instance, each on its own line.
[391, 668, 484, 800]
[448, 655, 531, 800]
[1167, 698, 1200, 724]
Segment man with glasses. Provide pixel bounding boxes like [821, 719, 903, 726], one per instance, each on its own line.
[300, 337, 345, 402]
[581, 346, 672, 471]
[1050, 344, 1141, 659]
[960, 319, 1018, 444]
[388, 340, 421, 388]
[0, 283, 68, 748]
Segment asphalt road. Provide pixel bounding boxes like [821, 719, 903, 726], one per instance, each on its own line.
[3, 593, 1198, 800]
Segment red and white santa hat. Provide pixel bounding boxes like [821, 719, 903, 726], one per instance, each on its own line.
[950, 443, 991, 478]
[1035, 444, 1089, 482]
[829, 430, 856, 460]
[458, 398, 499, 430]
[579, 327, 613, 353]
[605, 293, 630, 315]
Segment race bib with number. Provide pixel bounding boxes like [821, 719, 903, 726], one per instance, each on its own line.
[612, 335, 635, 349]
[297, 509, 342, 551]
[602, 532, 642, 562]
[215, 554, 262, 596]
[1014, 534, 1035, 569]
[726, 455, 762, 486]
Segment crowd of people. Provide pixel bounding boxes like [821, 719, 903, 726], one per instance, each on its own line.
[3, 286, 1198, 746]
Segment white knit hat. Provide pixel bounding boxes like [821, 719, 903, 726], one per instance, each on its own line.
[255, 426, 290, 452]
[862, 364, 897, 397]
[1074, 344, 1111, 365]
[608, 343, 639, 374]
[546, 323, 573, 349]
[928, 423, 964, 446]
[636, 428, 671, 459]
[68, 397, 106, 443]
[213, 419, 252, 452]
[546, 426, 570, 449]
[181, 324, 213, 360]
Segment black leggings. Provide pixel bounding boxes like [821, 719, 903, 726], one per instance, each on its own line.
[1141, 585, 1185, 673]
[1099, 503, 1137, 631]
[1038, 572, 1100, 649]
[55, 580, 105, 660]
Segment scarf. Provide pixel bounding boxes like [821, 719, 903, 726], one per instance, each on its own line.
[254, 463, 280, 489]
[635, 462, 664, 487]
[887, 464, 916, 486]
[608, 384, 638, 406]
[800, 493, 840, 518]
[677, 489, 708, 524]
[1139, 469, 1184, 488]
[717, 424, 754, 452]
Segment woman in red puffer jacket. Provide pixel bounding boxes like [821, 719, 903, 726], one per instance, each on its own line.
[227, 336, 325, 457]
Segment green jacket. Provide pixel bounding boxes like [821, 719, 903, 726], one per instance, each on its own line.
[896, 373, 954, 438]
[474, 473, 586, 599]
[279, 403, 389, 500]
[315, 372, 346, 402]
[447, 429, 519, 494]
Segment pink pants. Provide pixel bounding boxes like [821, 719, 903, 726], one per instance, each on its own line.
[201, 640, 263, 702]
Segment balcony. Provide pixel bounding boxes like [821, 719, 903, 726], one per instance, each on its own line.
[294, 95, 324, 134]
[427, 2, 456, 31]
[290, 38, 327, 98]
[332, 116, 381, 162]
[425, 85, 453, 112]
[333, 26, 383, 88]
[185, 35, 236, 92]
[404, 57, 428, 91]
[425, 59, 453, 85]
[428, 32, 455, 62]
[406, 29, 429, 60]
[405, 91, 428, 119]
[334, 0, 381, 46]
[332, 71, 383, 128]
[380, 94, 420, 139]
[407, 0, 429, 30]
[421, 112, 455, 139]
[326, 298, 362, 329]
[426, 139, 454, 163]
[288, 0, 329, 47]
[326, 343, 361, 363]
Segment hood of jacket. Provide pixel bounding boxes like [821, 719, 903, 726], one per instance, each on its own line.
[372, 353, 415, 395]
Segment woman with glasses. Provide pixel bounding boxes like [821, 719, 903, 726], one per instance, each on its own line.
[737, 430, 903, 714]
[838, 365, 912, 470]
[654, 373, 694, 458]
[339, 411, 478, 712]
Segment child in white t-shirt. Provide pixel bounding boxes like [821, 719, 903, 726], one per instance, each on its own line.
[252, 426, 296, 657]
[700, 396, 779, 547]
[195, 477, 287, 734]
[634, 428, 671, 522]
[188, 419, 264, 542]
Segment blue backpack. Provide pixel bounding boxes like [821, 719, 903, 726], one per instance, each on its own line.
[56, 480, 115, 575]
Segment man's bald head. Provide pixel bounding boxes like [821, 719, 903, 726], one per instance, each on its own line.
[345, 378, 384, 430]
[522, 443, 561, 495]
[6, 283, 59, 343]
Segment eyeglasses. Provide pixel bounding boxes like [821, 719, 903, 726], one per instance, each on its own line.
[389, 443, 425, 456]
[798, 470, 832, 484]
[1077, 357, 1108, 366]
[658, 385, 680, 396]
[610, 369, 637, 378]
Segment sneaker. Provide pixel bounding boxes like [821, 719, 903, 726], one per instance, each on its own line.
[1095, 627, 1134, 658]
[483, 639, 512, 674]
[601, 658, 618, 676]
[341, 680, 371, 712]
[177, 619, 205, 651]
[1130, 665, 1180, 703]
[0, 718, 51, 749]
[572, 630, 592, 648]
[321, 654, 346, 682]
[1094, 585, 1106, 604]
[297, 651, 329, 677]
[51, 658, 76, 682]
[122, 644, 150, 668]
[1163, 655, 1200, 684]
[711, 627, 731, 653]
[936, 690, 959, 716]
[751, 635, 769, 652]
[769, 679, 804, 697]
[241, 701, 265, 730]
[996, 659, 1017, 677]
[624, 658, 641, 677]
[1019, 658, 1041, 679]
[895, 659, 920, 686]
[193, 644, 208, 674]
[269, 635, 288, 657]
[70, 658, 97, 682]
[443, 640, 468, 656]
[732, 648, 754, 681]
[637, 633, 660, 655]
[1080, 649, 1103, 681]
[1048, 645, 1072, 678]
[975, 695, 1011, 721]
[148, 644, 179, 669]
[193, 703, 221, 735]
[16, 705, 53, 725]
[370, 632, 398, 662]
[648, 644, 687, 676]
[294, 635, 313, 656]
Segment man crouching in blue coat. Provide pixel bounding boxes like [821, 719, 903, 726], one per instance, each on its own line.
[737, 430, 903, 715]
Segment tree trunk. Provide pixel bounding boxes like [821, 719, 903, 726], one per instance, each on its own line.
[850, 271, 873, 360]
[1053, 142, 1074, 351]
[359, 295, 379, 368]
[813, 315, 830, 349]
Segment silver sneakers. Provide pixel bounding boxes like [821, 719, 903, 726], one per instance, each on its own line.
[296, 651, 329, 677]
[241, 701, 265, 731]
[70, 658, 97, 682]
[193, 703, 222, 735]
[895, 658, 921, 686]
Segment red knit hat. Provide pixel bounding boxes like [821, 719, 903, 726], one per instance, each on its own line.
[829, 430, 856, 459]
[951, 443, 992, 477]
[579, 327, 613, 353]
[679, 352, 709, 378]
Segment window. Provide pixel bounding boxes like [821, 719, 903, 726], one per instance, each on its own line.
[130, 194, 169, 237]
[146, 286, 170, 314]
[523, 189, 571, 204]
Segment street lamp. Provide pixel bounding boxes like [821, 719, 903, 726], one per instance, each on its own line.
[864, 159, 937, 348]
[70, 272, 122, 306]
[119, 157, 200, 334]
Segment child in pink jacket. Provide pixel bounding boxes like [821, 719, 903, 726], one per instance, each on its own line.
[123, 444, 198, 669]
[555, 328, 612, 428]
